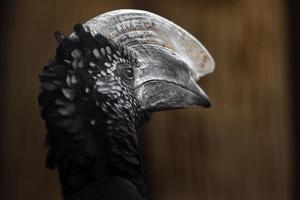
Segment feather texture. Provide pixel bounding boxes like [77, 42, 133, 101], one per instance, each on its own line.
[39, 24, 148, 199]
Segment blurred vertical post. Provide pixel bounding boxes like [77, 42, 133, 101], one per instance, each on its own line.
[286, 0, 300, 200]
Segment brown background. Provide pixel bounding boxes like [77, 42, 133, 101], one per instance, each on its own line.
[0, 0, 296, 200]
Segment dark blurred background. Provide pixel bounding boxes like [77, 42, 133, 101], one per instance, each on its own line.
[0, 0, 299, 200]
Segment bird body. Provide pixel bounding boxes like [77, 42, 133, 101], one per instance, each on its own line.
[39, 10, 214, 200]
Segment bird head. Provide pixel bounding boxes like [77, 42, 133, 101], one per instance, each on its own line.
[75, 10, 215, 113]
[39, 10, 214, 134]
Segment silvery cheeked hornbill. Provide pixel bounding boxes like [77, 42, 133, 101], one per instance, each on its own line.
[38, 9, 215, 200]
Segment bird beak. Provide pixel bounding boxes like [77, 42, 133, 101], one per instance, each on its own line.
[134, 50, 211, 112]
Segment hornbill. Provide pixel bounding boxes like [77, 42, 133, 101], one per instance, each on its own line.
[38, 9, 215, 200]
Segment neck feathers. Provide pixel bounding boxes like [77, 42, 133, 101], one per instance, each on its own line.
[105, 118, 147, 196]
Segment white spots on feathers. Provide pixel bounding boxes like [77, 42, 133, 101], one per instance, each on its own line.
[71, 49, 82, 59]
[64, 59, 71, 64]
[95, 80, 106, 86]
[106, 69, 113, 75]
[113, 54, 119, 60]
[123, 102, 132, 110]
[72, 59, 78, 69]
[106, 46, 112, 54]
[78, 60, 84, 68]
[111, 64, 117, 71]
[105, 101, 112, 108]
[51, 34, 138, 127]
[104, 62, 111, 67]
[66, 75, 72, 87]
[90, 119, 96, 126]
[62, 88, 75, 100]
[41, 27, 142, 137]
[70, 49, 84, 70]
[101, 71, 107, 76]
[101, 105, 108, 113]
[100, 48, 106, 57]
[89, 62, 96, 67]
[71, 75, 78, 84]
[96, 86, 105, 93]
[118, 98, 125, 104]
[113, 60, 118, 65]
[123, 49, 127, 56]
[93, 49, 101, 59]
[94, 79, 123, 98]
[66, 74, 78, 87]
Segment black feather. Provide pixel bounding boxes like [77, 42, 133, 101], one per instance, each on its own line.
[39, 24, 147, 200]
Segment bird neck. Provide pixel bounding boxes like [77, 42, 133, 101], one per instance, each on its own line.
[103, 116, 148, 197]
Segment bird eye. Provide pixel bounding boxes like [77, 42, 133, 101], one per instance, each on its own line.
[124, 68, 134, 80]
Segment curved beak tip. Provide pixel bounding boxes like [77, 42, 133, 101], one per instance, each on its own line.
[195, 93, 211, 108]
[202, 99, 211, 108]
